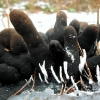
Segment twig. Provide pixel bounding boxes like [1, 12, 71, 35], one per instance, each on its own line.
[1, 17, 6, 28]
[59, 82, 65, 95]
[59, 76, 67, 95]
[14, 79, 30, 96]
[78, 42, 93, 80]
[71, 76, 79, 92]
[78, 42, 83, 56]
[31, 71, 36, 89]
[80, 76, 87, 91]
[97, 5, 100, 25]
[83, 69, 90, 78]
[5, 0, 10, 28]
[82, 74, 89, 80]
[64, 80, 80, 93]
[85, 62, 93, 79]
[14, 71, 36, 96]
[5, 48, 10, 52]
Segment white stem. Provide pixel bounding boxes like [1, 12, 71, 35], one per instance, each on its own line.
[51, 66, 61, 83]
[60, 66, 64, 82]
[71, 76, 79, 91]
[97, 41, 100, 50]
[89, 78, 93, 85]
[96, 65, 100, 76]
[79, 49, 87, 73]
[64, 61, 69, 79]
[39, 60, 49, 84]
[96, 65, 100, 85]
[25, 75, 34, 86]
[44, 75, 49, 84]
[25, 79, 30, 86]
[65, 47, 74, 63]
[38, 73, 43, 82]
[30, 75, 34, 82]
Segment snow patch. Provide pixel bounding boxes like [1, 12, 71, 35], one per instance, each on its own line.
[65, 47, 75, 63]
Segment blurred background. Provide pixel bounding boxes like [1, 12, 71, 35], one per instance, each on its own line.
[0, 0, 100, 13]
[0, 0, 100, 32]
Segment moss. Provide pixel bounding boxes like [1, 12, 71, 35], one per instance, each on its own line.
[0, 1, 3, 7]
